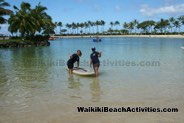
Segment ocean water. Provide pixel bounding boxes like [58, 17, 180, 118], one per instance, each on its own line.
[0, 37, 184, 123]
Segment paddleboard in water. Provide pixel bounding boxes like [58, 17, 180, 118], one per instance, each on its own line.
[93, 39, 102, 42]
[181, 46, 184, 49]
[67, 67, 95, 76]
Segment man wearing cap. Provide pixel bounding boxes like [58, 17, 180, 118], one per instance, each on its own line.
[90, 47, 101, 77]
[67, 50, 82, 74]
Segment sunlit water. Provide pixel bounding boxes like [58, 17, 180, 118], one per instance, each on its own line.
[0, 37, 184, 123]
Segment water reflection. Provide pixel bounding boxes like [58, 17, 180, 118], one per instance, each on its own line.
[67, 74, 82, 98]
[90, 78, 101, 102]
[9, 47, 52, 89]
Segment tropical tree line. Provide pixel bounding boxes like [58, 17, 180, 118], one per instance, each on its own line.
[55, 20, 106, 35]
[127, 17, 184, 34]
[55, 16, 184, 35]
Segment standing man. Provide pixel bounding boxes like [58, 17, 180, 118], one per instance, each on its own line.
[67, 50, 82, 74]
[90, 47, 101, 77]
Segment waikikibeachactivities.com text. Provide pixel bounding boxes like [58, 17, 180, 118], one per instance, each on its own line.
[77, 106, 178, 113]
[14, 58, 160, 67]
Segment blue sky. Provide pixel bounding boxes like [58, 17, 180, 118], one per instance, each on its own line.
[1, 0, 184, 34]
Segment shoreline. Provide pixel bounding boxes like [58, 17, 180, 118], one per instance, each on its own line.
[51, 34, 184, 39]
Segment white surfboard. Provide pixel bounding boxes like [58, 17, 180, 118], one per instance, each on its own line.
[181, 46, 184, 49]
[67, 67, 95, 76]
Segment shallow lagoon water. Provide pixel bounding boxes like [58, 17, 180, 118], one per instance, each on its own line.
[0, 37, 184, 123]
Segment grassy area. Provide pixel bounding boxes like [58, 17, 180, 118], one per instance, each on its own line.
[0, 35, 50, 44]
[0, 39, 23, 43]
[0, 38, 50, 48]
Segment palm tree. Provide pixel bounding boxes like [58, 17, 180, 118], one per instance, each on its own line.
[137, 21, 149, 34]
[114, 21, 120, 30]
[123, 22, 130, 34]
[79, 22, 84, 34]
[100, 20, 105, 34]
[84, 22, 89, 34]
[173, 20, 180, 33]
[71, 22, 77, 34]
[42, 25, 55, 35]
[76, 22, 80, 34]
[87, 21, 92, 34]
[123, 22, 128, 30]
[57, 22, 62, 35]
[137, 20, 156, 34]
[91, 22, 95, 34]
[145, 20, 155, 33]
[178, 15, 184, 33]
[0, 0, 12, 24]
[66, 23, 71, 34]
[179, 15, 184, 25]
[54, 22, 58, 34]
[128, 22, 134, 33]
[32, 3, 55, 35]
[110, 21, 114, 30]
[177, 16, 184, 33]
[8, 2, 33, 37]
[169, 17, 175, 33]
[133, 19, 139, 34]
[95, 20, 101, 34]
[154, 19, 169, 34]
[8, 2, 54, 37]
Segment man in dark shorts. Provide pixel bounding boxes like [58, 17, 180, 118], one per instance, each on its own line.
[90, 47, 101, 77]
[67, 50, 82, 74]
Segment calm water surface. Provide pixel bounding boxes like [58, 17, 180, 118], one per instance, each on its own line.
[0, 37, 184, 123]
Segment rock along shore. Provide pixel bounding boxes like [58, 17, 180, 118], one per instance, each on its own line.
[0, 41, 50, 48]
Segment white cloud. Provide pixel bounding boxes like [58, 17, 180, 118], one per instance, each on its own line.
[140, 4, 184, 16]
[114, 5, 121, 12]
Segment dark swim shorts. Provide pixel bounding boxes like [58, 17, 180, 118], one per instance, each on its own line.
[67, 61, 74, 69]
[93, 63, 100, 68]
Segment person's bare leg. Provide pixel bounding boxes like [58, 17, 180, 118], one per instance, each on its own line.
[95, 67, 99, 77]
[93, 66, 96, 75]
[69, 69, 73, 74]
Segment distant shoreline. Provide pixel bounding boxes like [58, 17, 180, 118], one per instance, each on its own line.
[51, 34, 184, 39]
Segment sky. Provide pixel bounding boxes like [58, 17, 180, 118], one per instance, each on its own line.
[1, 0, 184, 34]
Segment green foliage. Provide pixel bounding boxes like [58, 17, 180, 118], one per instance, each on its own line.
[25, 35, 49, 42]
[0, 0, 12, 24]
[8, 2, 55, 38]
[154, 19, 169, 33]
[137, 20, 156, 33]
[9, 35, 49, 42]
[61, 15, 184, 35]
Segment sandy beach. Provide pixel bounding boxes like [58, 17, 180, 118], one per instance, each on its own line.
[51, 34, 184, 39]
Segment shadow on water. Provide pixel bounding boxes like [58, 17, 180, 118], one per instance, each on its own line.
[67, 74, 82, 98]
[67, 72, 103, 102]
